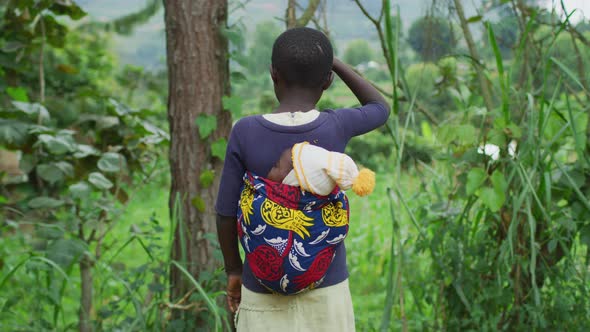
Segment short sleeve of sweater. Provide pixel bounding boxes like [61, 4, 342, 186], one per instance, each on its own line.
[215, 119, 247, 217]
[333, 102, 389, 139]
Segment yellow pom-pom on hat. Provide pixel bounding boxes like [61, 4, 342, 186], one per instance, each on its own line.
[283, 142, 376, 196]
[352, 168, 375, 196]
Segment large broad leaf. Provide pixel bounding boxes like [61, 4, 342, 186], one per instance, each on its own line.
[36, 162, 73, 184]
[74, 144, 100, 159]
[11, 101, 50, 121]
[479, 187, 505, 212]
[96, 116, 120, 130]
[88, 172, 113, 190]
[28, 197, 65, 209]
[46, 239, 88, 269]
[211, 138, 227, 160]
[109, 99, 136, 116]
[19, 154, 37, 173]
[98, 152, 127, 173]
[69, 181, 92, 200]
[195, 115, 217, 139]
[222, 95, 242, 117]
[37, 134, 75, 155]
[50, 1, 87, 20]
[455, 125, 477, 145]
[6, 87, 28, 102]
[466, 167, 486, 196]
[490, 170, 508, 193]
[0, 119, 29, 145]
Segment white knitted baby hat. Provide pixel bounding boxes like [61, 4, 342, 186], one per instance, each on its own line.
[283, 142, 375, 196]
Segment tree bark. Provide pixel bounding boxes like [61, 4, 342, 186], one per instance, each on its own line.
[163, 0, 231, 314]
[79, 256, 92, 332]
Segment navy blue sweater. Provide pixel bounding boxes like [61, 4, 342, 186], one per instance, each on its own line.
[216, 102, 389, 293]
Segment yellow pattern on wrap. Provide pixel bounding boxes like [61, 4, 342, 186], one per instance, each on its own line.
[321, 201, 348, 227]
[260, 199, 314, 238]
[240, 184, 255, 225]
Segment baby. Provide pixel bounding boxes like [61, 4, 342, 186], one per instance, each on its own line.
[266, 142, 375, 196]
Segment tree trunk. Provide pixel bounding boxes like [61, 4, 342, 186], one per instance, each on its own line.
[79, 256, 92, 332]
[163, 0, 231, 314]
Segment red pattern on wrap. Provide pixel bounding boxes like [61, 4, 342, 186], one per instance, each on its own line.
[247, 245, 284, 281]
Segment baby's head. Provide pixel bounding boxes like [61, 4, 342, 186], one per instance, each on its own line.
[266, 143, 376, 197]
[271, 28, 334, 97]
[266, 147, 293, 183]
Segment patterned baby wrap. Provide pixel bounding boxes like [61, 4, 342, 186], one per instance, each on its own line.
[237, 172, 349, 295]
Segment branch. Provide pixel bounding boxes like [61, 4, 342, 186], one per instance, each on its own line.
[352, 0, 391, 70]
[452, 0, 495, 113]
[286, 0, 297, 28]
[38, 15, 45, 107]
[349, 67, 440, 125]
[296, 0, 321, 27]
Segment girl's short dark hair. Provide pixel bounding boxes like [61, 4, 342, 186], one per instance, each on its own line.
[271, 27, 333, 89]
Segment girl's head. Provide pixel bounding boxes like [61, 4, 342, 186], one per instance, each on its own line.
[270, 28, 334, 100]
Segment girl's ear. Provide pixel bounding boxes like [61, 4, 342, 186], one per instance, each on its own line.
[322, 71, 334, 91]
[270, 65, 279, 84]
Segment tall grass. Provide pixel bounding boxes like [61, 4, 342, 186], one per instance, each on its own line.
[348, 0, 590, 330]
[0, 176, 230, 331]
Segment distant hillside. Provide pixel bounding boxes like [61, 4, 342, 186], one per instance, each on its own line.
[77, 0, 481, 70]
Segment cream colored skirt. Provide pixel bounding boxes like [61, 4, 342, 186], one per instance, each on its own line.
[236, 279, 355, 332]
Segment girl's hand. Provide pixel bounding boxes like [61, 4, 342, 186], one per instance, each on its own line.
[226, 273, 242, 313]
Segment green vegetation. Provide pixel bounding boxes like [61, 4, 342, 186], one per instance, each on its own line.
[343, 39, 375, 66]
[1, 0, 590, 331]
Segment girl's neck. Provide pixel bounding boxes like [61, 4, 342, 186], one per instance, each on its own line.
[274, 101, 316, 114]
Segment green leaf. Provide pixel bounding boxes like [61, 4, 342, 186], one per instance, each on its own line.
[37, 134, 75, 155]
[2, 41, 26, 52]
[490, 170, 508, 194]
[456, 125, 476, 144]
[0, 119, 29, 145]
[74, 144, 100, 159]
[28, 197, 65, 209]
[230, 71, 247, 83]
[199, 170, 215, 188]
[49, 1, 87, 20]
[36, 162, 72, 184]
[98, 152, 126, 173]
[466, 167, 486, 196]
[506, 122, 522, 139]
[548, 238, 558, 253]
[580, 225, 590, 248]
[69, 182, 91, 200]
[12, 102, 50, 120]
[95, 116, 119, 130]
[6, 87, 28, 102]
[211, 138, 227, 160]
[479, 187, 505, 212]
[222, 95, 242, 116]
[487, 128, 507, 146]
[88, 172, 113, 190]
[191, 196, 206, 212]
[19, 154, 36, 173]
[467, 15, 483, 23]
[36, 225, 65, 240]
[46, 239, 88, 269]
[550, 56, 584, 90]
[109, 99, 135, 116]
[195, 115, 217, 139]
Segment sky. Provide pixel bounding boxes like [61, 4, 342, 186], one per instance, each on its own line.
[542, 0, 590, 22]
